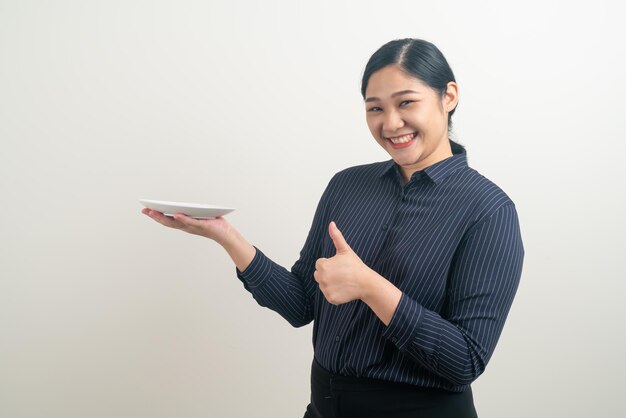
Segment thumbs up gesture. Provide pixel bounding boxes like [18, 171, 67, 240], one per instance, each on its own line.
[314, 221, 373, 305]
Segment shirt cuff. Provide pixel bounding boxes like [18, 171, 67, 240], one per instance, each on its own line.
[381, 292, 425, 351]
[235, 246, 273, 290]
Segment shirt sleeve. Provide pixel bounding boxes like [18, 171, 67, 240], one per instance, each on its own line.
[381, 203, 524, 386]
[235, 175, 335, 328]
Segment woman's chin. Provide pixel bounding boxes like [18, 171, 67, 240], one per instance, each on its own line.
[389, 146, 424, 163]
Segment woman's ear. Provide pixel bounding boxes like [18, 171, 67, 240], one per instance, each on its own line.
[443, 81, 459, 113]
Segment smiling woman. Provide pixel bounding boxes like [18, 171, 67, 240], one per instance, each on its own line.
[142, 38, 524, 418]
[362, 39, 462, 184]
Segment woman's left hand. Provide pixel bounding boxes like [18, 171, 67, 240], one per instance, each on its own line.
[314, 221, 373, 305]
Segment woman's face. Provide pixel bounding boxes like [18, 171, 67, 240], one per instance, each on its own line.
[364, 65, 458, 181]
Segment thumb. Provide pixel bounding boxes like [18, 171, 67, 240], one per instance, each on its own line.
[329, 221, 351, 254]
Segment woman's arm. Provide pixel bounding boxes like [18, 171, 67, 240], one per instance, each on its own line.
[142, 175, 336, 328]
[384, 204, 524, 384]
[231, 175, 337, 327]
[221, 227, 257, 272]
[361, 204, 524, 386]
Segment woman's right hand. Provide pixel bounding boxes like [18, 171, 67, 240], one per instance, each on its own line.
[141, 208, 235, 246]
[142, 208, 257, 272]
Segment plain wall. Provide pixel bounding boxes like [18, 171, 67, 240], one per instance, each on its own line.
[1, 1, 625, 417]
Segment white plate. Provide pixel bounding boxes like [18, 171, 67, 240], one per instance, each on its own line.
[139, 199, 235, 219]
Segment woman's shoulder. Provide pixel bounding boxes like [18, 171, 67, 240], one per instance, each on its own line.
[456, 166, 518, 220]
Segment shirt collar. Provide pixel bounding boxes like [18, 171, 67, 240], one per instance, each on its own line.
[377, 146, 468, 185]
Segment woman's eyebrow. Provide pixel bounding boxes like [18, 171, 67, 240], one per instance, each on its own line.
[365, 90, 422, 102]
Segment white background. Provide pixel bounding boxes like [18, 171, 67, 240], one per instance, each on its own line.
[1, 1, 625, 417]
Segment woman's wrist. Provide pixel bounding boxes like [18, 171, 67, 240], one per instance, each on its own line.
[221, 228, 256, 273]
[360, 268, 402, 326]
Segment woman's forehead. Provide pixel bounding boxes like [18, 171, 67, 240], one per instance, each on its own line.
[366, 66, 431, 99]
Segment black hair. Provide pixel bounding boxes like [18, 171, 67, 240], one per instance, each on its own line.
[361, 38, 465, 153]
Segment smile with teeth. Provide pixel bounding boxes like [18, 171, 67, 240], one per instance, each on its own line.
[386, 132, 417, 144]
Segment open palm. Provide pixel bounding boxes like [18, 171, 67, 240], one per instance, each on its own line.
[142, 208, 233, 244]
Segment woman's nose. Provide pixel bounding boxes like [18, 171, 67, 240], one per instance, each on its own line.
[383, 110, 404, 131]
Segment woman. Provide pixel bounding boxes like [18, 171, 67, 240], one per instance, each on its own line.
[142, 38, 524, 418]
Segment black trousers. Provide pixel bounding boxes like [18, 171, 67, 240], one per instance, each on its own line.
[303, 358, 478, 418]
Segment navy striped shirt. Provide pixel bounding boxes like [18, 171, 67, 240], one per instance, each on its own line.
[236, 147, 524, 392]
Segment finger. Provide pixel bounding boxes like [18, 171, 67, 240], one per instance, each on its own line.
[173, 212, 205, 229]
[329, 221, 351, 254]
[146, 210, 184, 229]
[315, 257, 327, 270]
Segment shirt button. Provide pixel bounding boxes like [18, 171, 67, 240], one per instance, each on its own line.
[335, 335, 340, 342]
[382, 224, 388, 231]
[391, 337, 398, 343]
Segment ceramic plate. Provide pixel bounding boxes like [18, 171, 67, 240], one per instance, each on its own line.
[139, 199, 235, 219]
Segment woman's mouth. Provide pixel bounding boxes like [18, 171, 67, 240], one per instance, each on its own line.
[385, 132, 417, 149]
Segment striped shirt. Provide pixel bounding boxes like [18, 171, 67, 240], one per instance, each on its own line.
[236, 147, 524, 392]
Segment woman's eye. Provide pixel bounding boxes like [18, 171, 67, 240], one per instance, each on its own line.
[367, 101, 413, 112]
